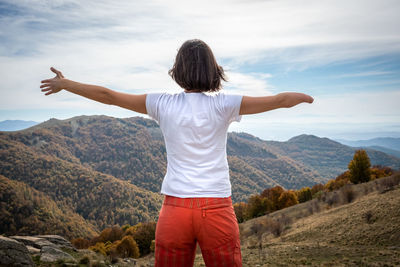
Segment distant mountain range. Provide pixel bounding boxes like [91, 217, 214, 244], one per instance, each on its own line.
[336, 137, 400, 158]
[0, 120, 39, 131]
[1, 115, 399, 238]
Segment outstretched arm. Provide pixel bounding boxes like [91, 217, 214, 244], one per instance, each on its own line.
[239, 92, 314, 115]
[40, 67, 147, 114]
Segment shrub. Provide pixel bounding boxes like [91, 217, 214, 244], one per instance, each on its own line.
[379, 174, 400, 190]
[326, 192, 340, 206]
[297, 187, 312, 203]
[79, 256, 90, 265]
[89, 242, 107, 256]
[371, 165, 393, 180]
[71, 237, 90, 249]
[311, 200, 320, 213]
[311, 183, 324, 197]
[99, 226, 124, 243]
[130, 222, 156, 256]
[115, 235, 140, 258]
[340, 186, 356, 203]
[363, 210, 374, 224]
[121, 224, 131, 232]
[250, 222, 264, 237]
[277, 214, 292, 226]
[313, 191, 323, 200]
[265, 218, 283, 237]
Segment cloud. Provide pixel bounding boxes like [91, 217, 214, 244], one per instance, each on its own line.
[0, 0, 399, 140]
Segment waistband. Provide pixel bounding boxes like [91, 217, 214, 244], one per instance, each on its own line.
[163, 195, 232, 209]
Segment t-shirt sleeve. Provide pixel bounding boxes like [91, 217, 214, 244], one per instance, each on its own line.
[146, 93, 163, 122]
[218, 93, 243, 124]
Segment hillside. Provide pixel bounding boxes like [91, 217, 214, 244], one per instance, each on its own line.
[128, 174, 400, 266]
[0, 175, 98, 239]
[0, 132, 163, 237]
[235, 174, 400, 266]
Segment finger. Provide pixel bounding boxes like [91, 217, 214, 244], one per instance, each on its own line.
[51, 67, 63, 78]
[45, 90, 54, 96]
[41, 88, 51, 92]
[40, 84, 50, 88]
[41, 79, 53, 83]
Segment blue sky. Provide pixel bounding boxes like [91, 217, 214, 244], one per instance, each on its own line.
[0, 0, 399, 141]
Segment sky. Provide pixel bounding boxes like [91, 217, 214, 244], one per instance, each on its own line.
[0, 0, 399, 141]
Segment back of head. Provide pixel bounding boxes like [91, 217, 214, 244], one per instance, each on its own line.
[169, 39, 226, 92]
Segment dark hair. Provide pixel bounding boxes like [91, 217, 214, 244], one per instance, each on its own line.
[168, 39, 227, 92]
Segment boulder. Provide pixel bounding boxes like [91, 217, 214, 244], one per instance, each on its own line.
[0, 235, 34, 267]
[40, 245, 77, 263]
[9, 235, 43, 248]
[35, 235, 76, 251]
[35, 239, 58, 249]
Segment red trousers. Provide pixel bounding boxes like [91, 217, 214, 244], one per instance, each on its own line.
[155, 195, 242, 267]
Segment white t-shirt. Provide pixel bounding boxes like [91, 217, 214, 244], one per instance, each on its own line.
[146, 91, 243, 198]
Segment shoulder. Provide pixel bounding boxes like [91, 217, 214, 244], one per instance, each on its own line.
[147, 92, 183, 102]
[212, 91, 243, 105]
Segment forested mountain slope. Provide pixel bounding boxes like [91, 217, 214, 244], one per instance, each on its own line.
[1, 115, 399, 239]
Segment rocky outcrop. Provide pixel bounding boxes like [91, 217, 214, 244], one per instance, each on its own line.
[0, 234, 77, 265]
[35, 235, 76, 251]
[40, 245, 76, 263]
[9, 235, 76, 251]
[0, 236, 34, 267]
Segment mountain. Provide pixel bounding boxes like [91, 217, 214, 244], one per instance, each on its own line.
[228, 133, 400, 179]
[0, 120, 39, 131]
[337, 137, 400, 152]
[1, 115, 325, 203]
[1, 115, 400, 239]
[366, 145, 400, 159]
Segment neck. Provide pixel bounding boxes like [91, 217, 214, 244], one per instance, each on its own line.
[184, 90, 202, 93]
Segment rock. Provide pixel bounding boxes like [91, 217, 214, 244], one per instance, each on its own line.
[9, 235, 57, 249]
[35, 235, 76, 251]
[26, 245, 41, 255]
[40, 245, 77, 263]
[9, 235, 44, 248]
[35, 239, 58, 249]
[0, 235, 34, 267]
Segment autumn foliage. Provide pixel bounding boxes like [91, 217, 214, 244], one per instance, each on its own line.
[72, 221, 156, 260]
[234, 186, 299, 222]
[234, 151, 393, 223]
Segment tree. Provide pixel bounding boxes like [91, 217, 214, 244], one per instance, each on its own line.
[277, 190, 298, 210]
[233, 202, 248, 223]
[348, 150, 371, 184]
[261, 186, 284, 211]
[296, 187, 312, 203]
[246, 195, 265, 219]
[310, 183, 324, 198]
